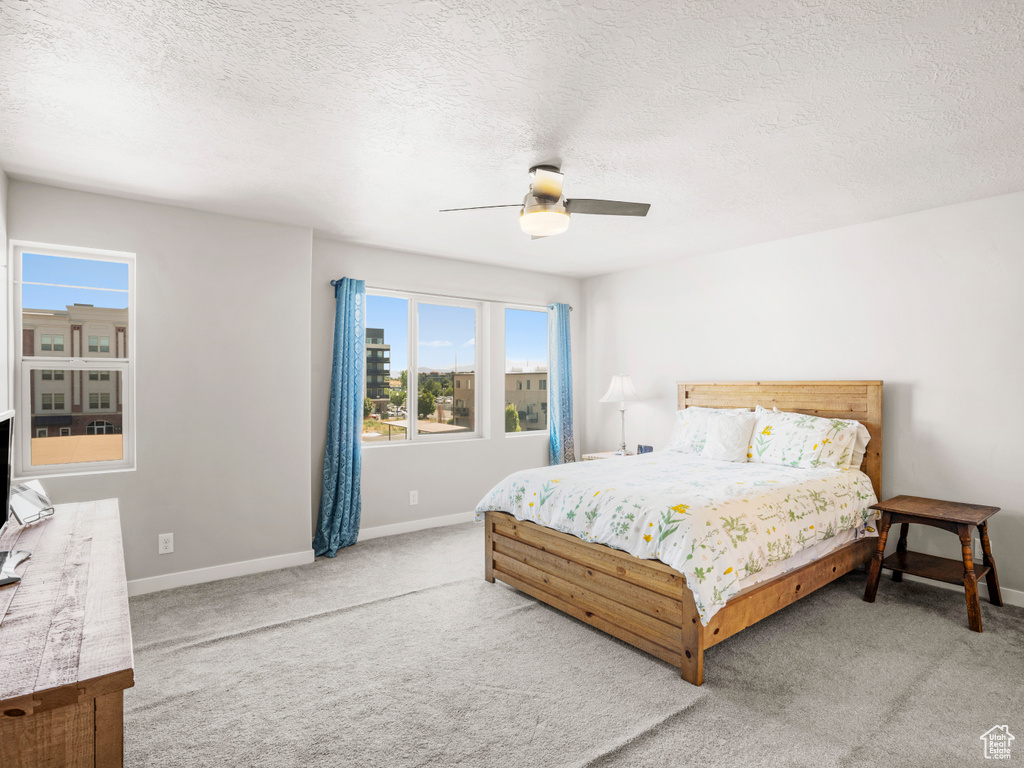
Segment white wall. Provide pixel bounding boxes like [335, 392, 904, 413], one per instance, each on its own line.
[7, 181, 313, 581]
[311, 237, 583, 532]
[583, 190, 1024, 595]
[0, 169, 8, 409]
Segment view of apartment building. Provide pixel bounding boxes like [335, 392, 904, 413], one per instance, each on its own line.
[23, 304, 126, 438]
[365, 327, 390, 408]
[505, 368, 548, 431]
[452, 372, 475, 429]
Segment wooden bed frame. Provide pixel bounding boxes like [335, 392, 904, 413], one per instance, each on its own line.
[484, 381, 883, 685]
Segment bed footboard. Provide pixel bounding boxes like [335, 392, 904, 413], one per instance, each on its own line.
[485, 511, 705, 684]
[485, 511, 874, 686]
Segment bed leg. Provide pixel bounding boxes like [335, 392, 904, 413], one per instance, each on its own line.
[680, 599, 704, 686]
[484, 513, 495, 583]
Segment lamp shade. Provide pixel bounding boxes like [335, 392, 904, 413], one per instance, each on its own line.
[599, 374, 640, 404]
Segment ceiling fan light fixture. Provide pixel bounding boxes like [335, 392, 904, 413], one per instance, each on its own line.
[520, 209, 570, 237]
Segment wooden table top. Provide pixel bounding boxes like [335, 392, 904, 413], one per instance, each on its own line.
[0, 499, 134, 709]
[870, 495, 999, 525]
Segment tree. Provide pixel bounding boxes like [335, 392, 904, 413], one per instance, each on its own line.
[505, 403, 521, 433]
[418, 389, 436, 419]
[363, 397, 373, 418]
[390, 389, 405, 408]
[399, 370, 408, 390]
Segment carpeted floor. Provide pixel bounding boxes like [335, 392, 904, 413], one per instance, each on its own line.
[125, 523, 1023, 767]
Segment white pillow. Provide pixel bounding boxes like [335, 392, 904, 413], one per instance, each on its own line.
[748, 408, 859, 469]
[664, 407, 751, 455]
[701, 410, 757, 462]
[849, 421, 871, 469]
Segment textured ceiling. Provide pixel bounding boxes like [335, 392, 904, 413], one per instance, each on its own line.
[2, 1, 1023, 277]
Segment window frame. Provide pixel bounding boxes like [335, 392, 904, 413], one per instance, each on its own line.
[363, 289, 484, 447]
[11, 241, 137, 479]
[503, 303, 550, 438]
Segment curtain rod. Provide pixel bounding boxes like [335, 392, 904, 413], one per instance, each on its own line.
[349, 282, 572, 311]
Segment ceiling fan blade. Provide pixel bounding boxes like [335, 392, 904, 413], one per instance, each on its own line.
[438, 204, 522, 212]
[565, 199, 651, 217]
[530, 235, 548, 240]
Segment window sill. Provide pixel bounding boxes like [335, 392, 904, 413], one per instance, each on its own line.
[361, 434, 484, 449]
[15, 464, 137, 482]
[504, 430, 549, 438]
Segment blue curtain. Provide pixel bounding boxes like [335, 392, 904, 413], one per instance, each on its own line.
[314, 278, 366, 557]
[548, 303, 576, 464]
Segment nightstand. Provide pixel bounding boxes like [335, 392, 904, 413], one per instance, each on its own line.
[582, 451, 634, 461]
[863, 495, 1003, 632]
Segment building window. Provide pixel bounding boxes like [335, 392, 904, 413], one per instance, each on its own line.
[36, 428, 47, 438]
[41, 393, 65, 411]
[87, 335, 111, 353]
[505, 308, 549, 433]
[14, 244, 134, 475]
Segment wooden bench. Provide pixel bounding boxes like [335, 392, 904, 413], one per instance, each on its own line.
[0, 499, 134, 767]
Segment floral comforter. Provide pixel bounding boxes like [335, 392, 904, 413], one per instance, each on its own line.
[474, 452, 878, 625]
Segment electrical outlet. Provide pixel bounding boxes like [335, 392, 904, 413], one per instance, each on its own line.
[158, 533, 174, 554]
[409, 490, 419, 506]
[974, 536, 983, 562]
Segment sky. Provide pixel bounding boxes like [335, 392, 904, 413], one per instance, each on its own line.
[365, 295, 547, 375]
[21, 253, 129, 311]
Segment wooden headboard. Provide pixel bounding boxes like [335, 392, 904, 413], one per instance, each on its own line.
[677, 381, 883, 499]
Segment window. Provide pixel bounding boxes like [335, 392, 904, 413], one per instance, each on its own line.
[41, 393, 65, 411]
[14, 244, 135, 475]
[362, 295, 408, 443]
[418, 302, 477, 437]
[361, 291, 481, 444]
[88, 335, 111, 353]
[505, 308, 549, 433]
[40, 333, 64, 352]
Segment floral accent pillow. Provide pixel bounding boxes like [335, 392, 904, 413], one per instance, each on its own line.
[664, 407, 752, 455]
[747, 407, 859, 469]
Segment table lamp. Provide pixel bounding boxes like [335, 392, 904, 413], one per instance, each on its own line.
[599, 374, 641, 455]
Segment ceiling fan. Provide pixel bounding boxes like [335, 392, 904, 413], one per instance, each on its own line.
[439, 165, 651, 238]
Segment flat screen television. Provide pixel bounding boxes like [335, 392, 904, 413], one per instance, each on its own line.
[0, 410, 14, 532]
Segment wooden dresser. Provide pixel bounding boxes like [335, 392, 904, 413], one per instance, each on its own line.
[0, 499, 134, 767]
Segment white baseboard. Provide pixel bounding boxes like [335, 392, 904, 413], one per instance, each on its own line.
[127, 549, 315, 597]
[358, 511, 476, 541]
[899, 573, 1024, 609]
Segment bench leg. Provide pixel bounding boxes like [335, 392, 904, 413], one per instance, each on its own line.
[864, 511, 891, 603]
[959, 524, 983, 633]
[978, 521, 1003, 607]
[891, 523, 909, 582]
